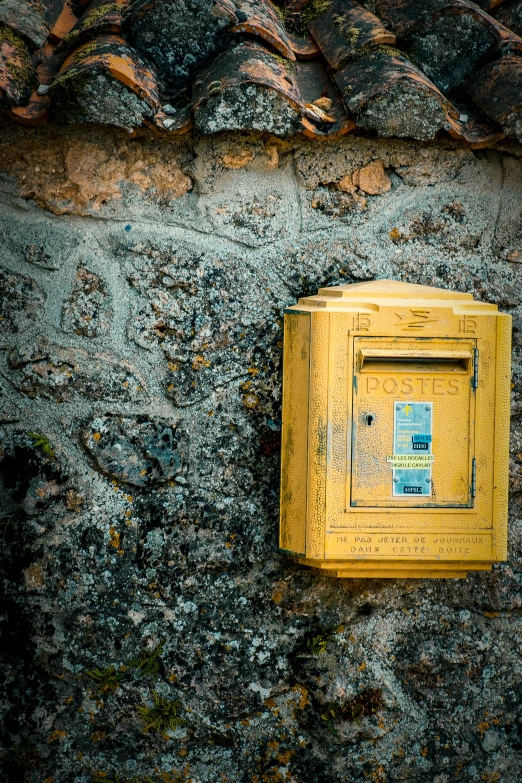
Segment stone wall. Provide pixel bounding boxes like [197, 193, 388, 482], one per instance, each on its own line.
[1, 124, 522, 783]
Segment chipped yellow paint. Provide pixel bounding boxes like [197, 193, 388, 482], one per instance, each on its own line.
[280, 279, 511, 578]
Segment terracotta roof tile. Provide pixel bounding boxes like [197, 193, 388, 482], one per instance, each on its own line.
[49, 33, 160, 127]
[286, 31, 320, 60]
[494, 1, 522, 37]
[473, 0, 508, 8]
[48, 0, 79, 44]
[71, 0, 95, 14]
[335, 48, 458, 140]
[232, 0, 296, 60]
[376, 0, 522, 92]
[445, 106, 506, 147]
[308, 0, 396, 72]
[0, 24, 37, 109]
[0, 0, 521, 146]
[0, 0, 66, 50]
[55, 0, 128, 55]
[192, 40, 303, 134]
[467, 55, 522, 140]
[295, 59, 354, 137]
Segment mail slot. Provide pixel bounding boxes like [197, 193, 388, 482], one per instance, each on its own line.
[279, 279, 511, 578]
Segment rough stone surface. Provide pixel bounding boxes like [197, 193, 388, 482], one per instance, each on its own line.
[127, 0, 232, 94]
[62, 265, 111, 338]
[0, 267, 45, 336]
[0, 125, 522, 783]
[83, 415, 185, 486]
[194, 84, 303, 136]
[50, 72, 156, 132]
[8, 341, 148, 402]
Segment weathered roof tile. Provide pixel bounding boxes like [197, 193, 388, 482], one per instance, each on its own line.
[445, 105, 506, 147]
[335, 48, 458, 140]
[287, 31, 320, 60]
[376, 0, 522, 93]
[308, 0, 396, 71]
[295, 59, 354, 137]
[494, 1, 522, 38]
[55, 0, 128, 55]
[49, 33, 160, 128]
[0, 0, 65, 50]
[232, 0, 296, 60]
[0, 24, 37, 109]
[0, 0, 521, 147]
[467, 55, 522, 141]
[193, 41, 303, 135]
[3, 1, 76, 121]
[126, 0, 236, 95]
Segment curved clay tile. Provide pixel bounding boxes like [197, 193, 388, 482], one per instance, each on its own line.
[445, 109, 506, 147]
[287, 32, 320, 60]
[4, 1, 77, 120]
[308, 0, 396, 72]
[376, 0, 522, 93]
[295, 60, 355, 138]
[192, 41, 304, 135]
[146, 103, 193, 134]
[49, 34, 160, 127]
[232, 0, 296, 60]
[472, 0, 509, 9]
[0, 0, 66, 50]
[335, 49, 458, 140]
[494, 1, 522, 38]
[467, 55, 522, 140]
[54, 0, 129, 55]
[0, 25, 37, 109]
[6, 41, 61, 122]
[72, 0, 96, 14]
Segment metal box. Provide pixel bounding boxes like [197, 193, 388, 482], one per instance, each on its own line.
[279, 280, 512, 578]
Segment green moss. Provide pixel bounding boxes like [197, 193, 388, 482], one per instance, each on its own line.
[72, 40, 101, 62]
[278, 0, 331, 38]
[49, 68, 91, 124]
[8, 742, 40, 769]
[56, 3, 120, 53]
[321, 687, 384, 725]
[136, 691, 185, 733]
[307, 633, 330, 655]
[0, 24, 36, 100]
[129, 640, 164, 679]
[55, 28, 81, 53]
[355, 43, 405, 61]
[332, 15, 361, 45]
[86, 665, 126, 694]
[28, 432, 54, 458]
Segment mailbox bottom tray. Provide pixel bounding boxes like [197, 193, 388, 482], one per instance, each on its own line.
[293, 557, 493, 579]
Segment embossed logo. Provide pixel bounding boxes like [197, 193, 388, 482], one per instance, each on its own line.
[353, 313, 371, 331]
[394, 309, 438, 329]
[459, 315, 477, 334]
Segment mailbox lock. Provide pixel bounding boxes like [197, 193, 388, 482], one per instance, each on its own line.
[364, 413, 375, 426]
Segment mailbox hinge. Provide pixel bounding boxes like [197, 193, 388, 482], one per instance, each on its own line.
[472, 348, 479, 390]
[471, 458, 477, 498]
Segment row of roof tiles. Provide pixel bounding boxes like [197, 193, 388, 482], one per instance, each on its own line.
[0, 0, 521, 145]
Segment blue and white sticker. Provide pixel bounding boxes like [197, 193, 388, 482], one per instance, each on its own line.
[389, 402, 433, 497]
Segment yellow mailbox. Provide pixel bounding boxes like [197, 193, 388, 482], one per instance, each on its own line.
[279, 279, 511, 578]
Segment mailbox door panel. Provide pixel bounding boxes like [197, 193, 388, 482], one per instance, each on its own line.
[350, 337, 476, 508]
